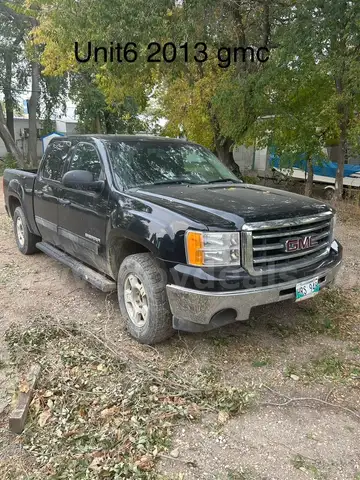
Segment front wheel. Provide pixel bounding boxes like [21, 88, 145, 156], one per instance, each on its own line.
[13, 207, 40, 255]
[117, 253, 174, 344]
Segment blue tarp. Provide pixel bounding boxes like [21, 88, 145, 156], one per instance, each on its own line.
[269, 153, 360, 179]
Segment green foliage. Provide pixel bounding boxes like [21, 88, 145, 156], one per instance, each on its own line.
[242, 175, 258, 185]
[70, 73, 146, 134]
[0, 153, 17, 174]
[23, 0, 360, 180]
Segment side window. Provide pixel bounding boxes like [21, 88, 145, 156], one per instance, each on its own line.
[41, 140, 71, 181]
[68, 143, 102, 181]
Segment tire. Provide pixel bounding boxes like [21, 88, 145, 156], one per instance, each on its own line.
[13, 206, 40, 255]
[117, 253, 174, 344]
[324, 188, 335, 201]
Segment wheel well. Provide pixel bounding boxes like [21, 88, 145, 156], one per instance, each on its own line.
[108, 237, 150, 278]
[8, 196, 21, 218]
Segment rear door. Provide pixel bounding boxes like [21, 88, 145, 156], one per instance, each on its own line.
[34, 140, 71, 246]
[57, 142, 109, 273]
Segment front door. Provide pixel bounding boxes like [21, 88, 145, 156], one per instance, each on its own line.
[34, 140, 71, 246]
[57, 142, 109, 273]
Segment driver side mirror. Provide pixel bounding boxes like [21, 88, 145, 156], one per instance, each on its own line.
[62, 170, 104, 192]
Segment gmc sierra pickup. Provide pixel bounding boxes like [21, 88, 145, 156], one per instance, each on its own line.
[3, 135, 342, 344]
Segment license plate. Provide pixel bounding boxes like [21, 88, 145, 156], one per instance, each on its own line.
[296, 277, 320, 301]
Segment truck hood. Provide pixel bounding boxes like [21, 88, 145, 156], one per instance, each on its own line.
[130, 183, 332, 229]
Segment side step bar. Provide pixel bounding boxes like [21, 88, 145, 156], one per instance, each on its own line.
[36, 242, 116, 293]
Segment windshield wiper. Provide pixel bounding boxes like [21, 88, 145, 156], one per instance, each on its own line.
[207, 178, 241, 184]
[152, 179, 200, 185]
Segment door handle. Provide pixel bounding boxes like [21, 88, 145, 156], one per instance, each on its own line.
[58, 198, 71, 205]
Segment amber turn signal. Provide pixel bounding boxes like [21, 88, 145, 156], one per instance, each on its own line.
[185, 231, 204, 266]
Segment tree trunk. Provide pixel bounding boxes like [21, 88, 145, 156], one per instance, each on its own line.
[28, 60, 40, 167]
[95, 114, 102, 133]
[304, 154, 314, 197]
[334, 71, 347, 201]
[335, 123, 346, 201]
[4, 51, 15, 139]
[215, 138, 242, 178]
[0, 103, 24, 167]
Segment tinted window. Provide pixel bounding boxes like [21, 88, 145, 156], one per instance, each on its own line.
[69, 143, 102, 181]
[104, 141, 239, 189]
[41, 140, 71, 181]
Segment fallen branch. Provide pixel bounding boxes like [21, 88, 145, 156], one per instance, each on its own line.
[262, 385, 360, 420]
[159, 454, 197, 467]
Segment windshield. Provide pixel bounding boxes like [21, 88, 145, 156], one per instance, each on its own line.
[104, 140, 240, 189]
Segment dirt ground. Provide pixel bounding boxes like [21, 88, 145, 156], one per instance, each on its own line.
[0, 179, 359, 480]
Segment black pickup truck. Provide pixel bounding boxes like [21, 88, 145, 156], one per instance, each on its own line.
[3, 135, 342, 344]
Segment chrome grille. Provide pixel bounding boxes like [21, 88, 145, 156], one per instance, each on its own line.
[241, 212, 334, 275]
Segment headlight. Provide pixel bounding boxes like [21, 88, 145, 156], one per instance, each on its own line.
[185, 230, 240, 267]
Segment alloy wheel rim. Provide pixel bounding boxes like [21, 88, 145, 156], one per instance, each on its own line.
[16, 216, 25, 247]
[124, 273, 149, 327]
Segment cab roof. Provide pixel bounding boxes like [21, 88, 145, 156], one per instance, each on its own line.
[57, 134, 190, 144]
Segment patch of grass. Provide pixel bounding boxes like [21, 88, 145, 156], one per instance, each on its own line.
[225, 468, 259, 479]
[310, 355, 345, 378]
[266, 321, 294, 338]
[251, 357, 271, 368]
[291, 454, 324, 479]
[4, 321, 254, 479]
[0, 359, 7, 369]
[284, 362, 299, 379]
[297, 287, 360, 339]
[213, 468, 259, 480]
[284, 352, 360, 383]
[209, 336, 231, 349]
[348, 345, 360, 354]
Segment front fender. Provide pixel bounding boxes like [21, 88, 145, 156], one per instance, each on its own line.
[108, 208, 190, 264]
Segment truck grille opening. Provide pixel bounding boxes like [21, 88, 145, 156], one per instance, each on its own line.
[242, 213, 334, 275]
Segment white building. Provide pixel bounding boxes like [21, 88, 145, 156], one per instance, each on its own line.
[233, 144, 269, 175]
[0, 117, 78, 159]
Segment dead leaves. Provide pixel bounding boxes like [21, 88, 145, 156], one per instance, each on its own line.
[217, 410, 230, 425]
[19, 380, 30, 393]
[38, 409, 51, 427]
[100, 405, 120, 418]
[135, 454, 154, 471]
[6, 323, 252, 478]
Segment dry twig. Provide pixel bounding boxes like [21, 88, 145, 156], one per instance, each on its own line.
[262, 385, 360, 420]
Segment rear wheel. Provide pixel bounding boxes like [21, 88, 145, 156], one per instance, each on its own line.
[117, 253, 173, 344]
[13, 207, 40, 255]
[324, 187, 335, 201]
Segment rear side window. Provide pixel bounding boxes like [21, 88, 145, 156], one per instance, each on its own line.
[41, 140, 71, 181]
[68, 143, 102, 181]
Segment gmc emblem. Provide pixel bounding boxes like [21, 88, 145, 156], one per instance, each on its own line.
[285, 236, 318, 252]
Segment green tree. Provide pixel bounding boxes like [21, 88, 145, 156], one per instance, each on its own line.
[270, 0, 360, 199]
[70, 73, 146, 134]
[31, 0, 279, 174]
[245, 53, 338, 197]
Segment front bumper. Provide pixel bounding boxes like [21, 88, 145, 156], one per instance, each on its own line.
[166, 259, 342, 332]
